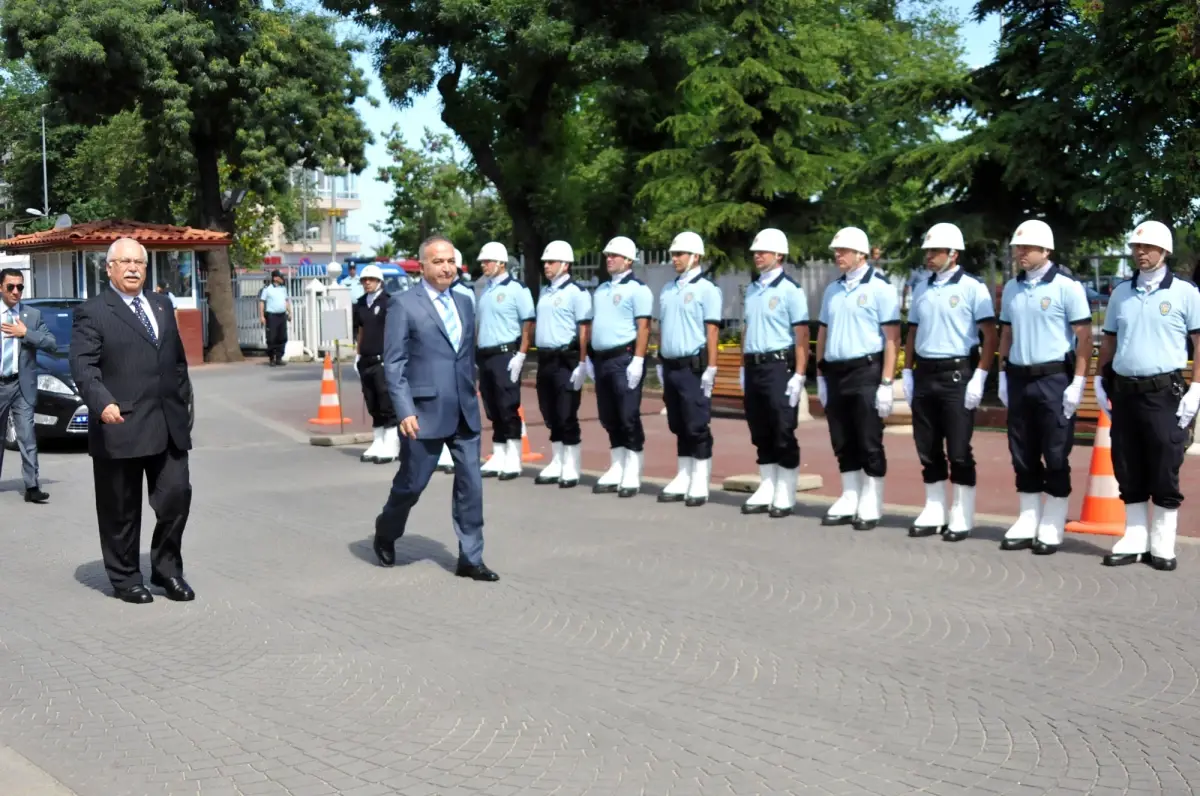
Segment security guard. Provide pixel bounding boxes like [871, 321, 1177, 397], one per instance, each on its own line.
[1096, 221, 1200, 571]
[737, 228, 809, 518]
[587, 236, 653, 497]
[655, 231, 723, 507]
[436, 248, 478, 474]
[902, 223, 997, 541]
[532, 240, 592, 488]
[816, 226, 900, 530]
[258, 270, 291, 366]
[352, 264, 398, 464]
[476, 242, 534, 480]
[996, 219, 1092, 554]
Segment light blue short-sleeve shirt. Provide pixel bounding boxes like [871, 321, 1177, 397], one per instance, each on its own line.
[477, 274, 535, 348]
[742, 270, 808, 355]
[591, 273, 654, 351]
[657, 268, 723, 358]
[910, 269, 996, 359]
[1103, 271, 1200, 378]
[998, 264, 1091, 366]
[535, 278, 592, 349]
[819, 268, 901, 361]
[450, 278, 476, 309]
[259, 284, 289, 314]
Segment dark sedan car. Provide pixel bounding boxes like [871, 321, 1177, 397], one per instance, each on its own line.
[4, 298, 194, 450]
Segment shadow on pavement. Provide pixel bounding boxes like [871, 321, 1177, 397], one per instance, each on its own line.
[347, 534, 456, 573]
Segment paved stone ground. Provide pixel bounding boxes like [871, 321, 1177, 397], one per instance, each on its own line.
[4, 361, 1200, 795]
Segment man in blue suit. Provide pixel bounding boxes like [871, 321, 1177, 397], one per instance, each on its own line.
[0, 268, 55, 503]
[372, 235, 500, 582]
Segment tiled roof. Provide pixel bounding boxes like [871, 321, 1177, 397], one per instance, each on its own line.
[0, 219, 232, 251]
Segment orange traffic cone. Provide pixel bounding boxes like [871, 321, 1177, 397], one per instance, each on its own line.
[1065, 410, 1125, 536]
[308, 352, 351, 425]
[518, 406, 543, 462]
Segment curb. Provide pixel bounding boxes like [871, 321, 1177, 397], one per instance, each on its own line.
[310, 432, 374, 446]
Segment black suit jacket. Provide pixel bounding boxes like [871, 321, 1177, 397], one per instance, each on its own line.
[69, 289, 193, 459]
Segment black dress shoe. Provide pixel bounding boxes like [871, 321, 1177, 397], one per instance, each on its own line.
[617, 486, 638, 498]
[151, 574, 196, 601]
[684, 496, 707, 508]
[558, 478, 578, 489]
[1032, 541, 1059, 555]
[821, 514, 854, 526]
[1149, 555, 1177, 571]
[942, 530, 969, 543]
[768, 506, 793, 519]
[497, 471, 520, 481]
[908, 525, 943, 538]
[113, 585, 153, 604]
[534, 474, 559, 485]
[373, 534, 396, 567]
[741, 504, 770, 515]
[1102, 552, 1143, 566]
[593, 483, 618, 494]
[455, 561, 500, 582]
[658, 492, 685, 503]
[1000, 538, 1034, 551]
[24, 487, 48, 504]
[852, 517, 878, 531]
[437, 464, 455, 474]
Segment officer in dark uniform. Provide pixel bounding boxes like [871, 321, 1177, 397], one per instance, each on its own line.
[902, 223, 997, 542]
[737, 227, 809, 519]
[654, 231, 723, 507]
[816, 226, 901, 530]
[352, 264, 398, 464]
[588, 236, 653, 497]
[475, 241, 534, 480]
[996, 220, 1092, 554]
[532, 240, 592, 488]
[1096, 220, 1200, 571]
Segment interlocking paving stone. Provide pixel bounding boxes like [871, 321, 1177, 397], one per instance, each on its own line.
[1, 364, 1199, 795]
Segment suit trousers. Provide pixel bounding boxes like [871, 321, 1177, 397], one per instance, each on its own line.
[912, 366, 977, 486]
[536, 350, 582, 446]
[93, 443, 192, 590]
[478, 349, 522, 443]
[824, 361, 886, 477]
[376, 414, 485, 565]
[357, 357, 397, 428]
[594, 350, 645, 451]
[1006, 371, 1073, 497]
[0, 377, 39, 489]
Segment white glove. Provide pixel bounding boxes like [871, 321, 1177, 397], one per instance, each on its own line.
[964, 368, 988, 411]
[1062, 374, 1086, 418]
[506, 352, 526, 383]
[570, 362, 586, 391]
[701, 366, 718, 398]
[354, 354, 360, 367]
[817, 376, 828, 408]
[785, 373, 805, 408]
[1093, 375, 1110, 420]
[901, 368, 914, 405]
[626, 356, 645, 390]
[655, 364, 663, 385]
[1177, 382, 1200, 429]
[738, 366, 745, 393]
[998, 371, 1009, 408]
[585, 357, 595, 382]
[875, 382, 894, 418]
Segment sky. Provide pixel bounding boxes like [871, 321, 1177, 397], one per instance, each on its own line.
[343, 1, 1002, 254]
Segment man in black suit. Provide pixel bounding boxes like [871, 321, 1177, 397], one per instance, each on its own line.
[69, 237, 195, 604]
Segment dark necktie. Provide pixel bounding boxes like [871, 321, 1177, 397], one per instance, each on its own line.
[132, 297, 158, 344]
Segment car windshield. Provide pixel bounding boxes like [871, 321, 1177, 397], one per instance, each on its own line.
[35, 306, 77, 349]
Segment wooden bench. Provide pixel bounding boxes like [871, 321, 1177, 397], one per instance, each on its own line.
[712, 348, 745, 402]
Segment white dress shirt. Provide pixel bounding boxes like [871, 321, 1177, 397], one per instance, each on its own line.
[114, 288, 160, 339]
[423, 279, 462, 337]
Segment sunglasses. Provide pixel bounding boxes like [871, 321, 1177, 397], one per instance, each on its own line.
[4, 284, 24, 293]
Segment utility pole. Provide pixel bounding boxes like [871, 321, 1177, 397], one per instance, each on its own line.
[40, 105, 49, 217]
[330, 171, 338, 266]
[301, 168, 308, 252]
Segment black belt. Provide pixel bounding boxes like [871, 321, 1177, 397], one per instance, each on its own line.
[819, 353, 879, 374]
[743, 348, 793, 366]
[478, 340, 521, 358]
[590, 343, 635, 362]
[915, 356, 971, 374]
[1006, 356, 1073, 378]
[358, 353, 382, 365]
[1111, 370, 1185, 395]
[538, 343, 580, 360]
[661, 349, 708, 371]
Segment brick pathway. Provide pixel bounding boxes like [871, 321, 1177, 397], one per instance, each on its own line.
[0, 361, 1199, 794]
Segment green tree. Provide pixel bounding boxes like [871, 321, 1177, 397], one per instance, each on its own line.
[639, 0, 965, 269]
[3, 0, 372, 361]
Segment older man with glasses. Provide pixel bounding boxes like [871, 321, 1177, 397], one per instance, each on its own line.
[0, 268, 56, 504]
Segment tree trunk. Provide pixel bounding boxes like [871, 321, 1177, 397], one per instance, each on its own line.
[195, 139, 243, 363]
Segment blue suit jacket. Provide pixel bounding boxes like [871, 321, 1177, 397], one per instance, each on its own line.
[383, 284, 481, 440]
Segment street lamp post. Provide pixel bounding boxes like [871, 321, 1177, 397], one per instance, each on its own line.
[40, 105, 49, 218]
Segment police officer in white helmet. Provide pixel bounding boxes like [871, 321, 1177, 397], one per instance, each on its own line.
[996, 219, 1092, 554]
[902, 223, 997, 541]
[816, 226, 901, 530]
[1096, 220, 1200, 571]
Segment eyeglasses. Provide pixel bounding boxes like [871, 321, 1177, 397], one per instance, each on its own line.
[109, 258, 147, 266]
[4, 284, 24, 293]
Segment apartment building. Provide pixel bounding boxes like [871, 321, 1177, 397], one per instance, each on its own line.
[263, 167, 362, 268]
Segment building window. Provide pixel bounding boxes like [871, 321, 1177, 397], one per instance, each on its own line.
[31, 252, 76, 297]
[83, 251, 108, 297]
[155, 251, 195, 299]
